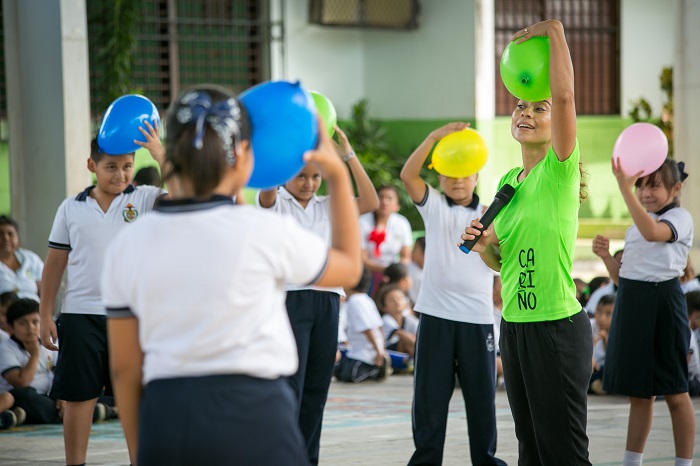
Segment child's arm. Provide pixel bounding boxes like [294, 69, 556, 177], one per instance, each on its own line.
[258, 189, 277, 208]
[400, 123, 470, 203]
[612, 159, 674, 242]
[135, 120, 166, 175]
[108, 317, 143, 466]
[592, 235, 620, 284]
[362, 329, 386, 367]
[306, 118, 363, 288]
[334, 126, 379, 215]
[2, 339, 40, 388]
[39, 248, 69, 351]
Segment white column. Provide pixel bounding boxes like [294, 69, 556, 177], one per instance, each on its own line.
[674, 0, 700, 264]
[3, 0, 91, 255]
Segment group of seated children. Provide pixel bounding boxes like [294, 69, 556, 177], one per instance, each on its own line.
[0, 295, 113, 430]
[335, 238, 424, 384]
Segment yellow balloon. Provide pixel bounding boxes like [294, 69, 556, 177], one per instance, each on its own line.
[430, 129, 488, 178]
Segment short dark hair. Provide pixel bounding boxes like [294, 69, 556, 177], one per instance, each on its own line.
[596, 294, 616, 309]
[0, 215, 19, 233]
[686, 290, 700, 315]
[6, 298, 39, 327]
[133, 166, 161, 187]
[352, 268, 372, 294]
[588, 276, 610, 293]
[0, 291, 19, 308]
[383, 262, 409, 283]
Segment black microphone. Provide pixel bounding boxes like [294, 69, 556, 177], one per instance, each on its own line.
[459, 184, 516, 254]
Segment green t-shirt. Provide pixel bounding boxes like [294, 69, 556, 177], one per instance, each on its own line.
[494, 140, 581, 322]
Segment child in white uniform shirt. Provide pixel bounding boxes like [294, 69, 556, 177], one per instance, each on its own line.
[40, 119, 165, 466]
[334, 269, 390, 383]
[102, 84, 362, 466]
[257, 125, 377, 465]
[604, 158, 695, 466]
[377, 285, 418, 358]
[0, 299, 61, 425]
[401, 123, 506, 466]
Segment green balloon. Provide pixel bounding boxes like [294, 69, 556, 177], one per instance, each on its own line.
[499, 37, 551, 102]
[311, 91, 337, 137]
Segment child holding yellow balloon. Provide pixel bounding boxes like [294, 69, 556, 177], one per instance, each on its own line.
[400, 123, 506, 466]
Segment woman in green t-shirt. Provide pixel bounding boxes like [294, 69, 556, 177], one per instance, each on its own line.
[462, 20, 593, 465]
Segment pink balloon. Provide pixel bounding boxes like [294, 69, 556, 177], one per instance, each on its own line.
[612, 123, 668, 176]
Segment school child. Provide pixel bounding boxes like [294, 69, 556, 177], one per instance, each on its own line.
[401, 123, 506, 466]
[0, 291, 19, 342]
[0, 298, 63, 425]
[589, 294, 615, 395]
[0, 216, 45, 302]
[407, 236, 425, 304]
[257, 125, 377, 464]
[375, 261, 412, 301]
[603, 158, 695, 466]
[377, 284, 418, 358]
[334, 269, 391, 383]
[39, 119, 165, 466]
[102, 84, 362, 466]
[688, 290, 700, 349]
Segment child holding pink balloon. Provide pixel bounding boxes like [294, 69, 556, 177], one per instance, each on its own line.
[39, 108, 166, 466]
[603, 158, 695, 466]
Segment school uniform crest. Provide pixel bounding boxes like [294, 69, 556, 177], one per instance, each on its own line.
[123, 204, 138, 223]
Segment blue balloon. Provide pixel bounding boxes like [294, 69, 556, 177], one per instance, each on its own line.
[98, 94, 160, 155]
[240, 81, 318, 189]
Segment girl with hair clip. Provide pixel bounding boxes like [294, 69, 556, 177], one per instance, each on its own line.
[603, 159, 695, 466]
[101, 84, 362, 466]
[462, 20, 592, 465]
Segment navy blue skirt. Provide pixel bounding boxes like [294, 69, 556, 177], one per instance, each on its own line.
[603, 277, 690, 398]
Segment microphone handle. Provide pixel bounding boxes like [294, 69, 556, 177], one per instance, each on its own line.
[459, 199, 506, 254]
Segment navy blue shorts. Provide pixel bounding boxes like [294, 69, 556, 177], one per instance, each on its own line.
[604, 277, 690, 398]
[138, 374, 307, 466]
[51, 314, 113, 401]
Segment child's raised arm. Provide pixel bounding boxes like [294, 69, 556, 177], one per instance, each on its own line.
[333, 126, 379, 214]
[306, 118, 362, 288]
[135, 119, 166, 173]
[39, 248, 69, 351]
[400, 123, 470, 203]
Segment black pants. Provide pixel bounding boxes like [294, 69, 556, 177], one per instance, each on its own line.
[138, 374, 306, 466]
[409, 314, 506, 466]
[10, 387, 61, 424]
[500, 310, 592, 466]
[285, 290, 340, 465]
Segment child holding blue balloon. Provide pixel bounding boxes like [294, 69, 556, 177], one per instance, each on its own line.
[102, 84, 362, 466]
[603, 158, 695, 466]
[401, 122, 506, 466]
[257, 124, 377, 465]
[39, 111, 165, 466]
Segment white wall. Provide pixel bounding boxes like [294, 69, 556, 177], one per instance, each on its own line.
[363, 0, 476, 119]
[276, 0, 477, 120]
[620, 0, 675, 117]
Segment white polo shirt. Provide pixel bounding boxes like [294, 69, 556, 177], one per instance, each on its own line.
[0, 248, 44, 301]
[345, 293, 384, 365]
[102, 196, 328, 383]
[414, 185, 495, 324]
[256, 187, 343, 296]
[360, 212, 413, 267]
[619, 205, 693, 282]
[48, 185, 164, 315]
[0, 337, 58, 395]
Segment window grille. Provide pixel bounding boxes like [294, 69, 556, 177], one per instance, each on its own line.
[495, 0, 620, 116]
[88, 0, 269, 120]
[309, 0, 420, 30]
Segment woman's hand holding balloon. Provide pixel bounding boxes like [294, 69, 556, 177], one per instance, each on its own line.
[513, 19, 560, 43]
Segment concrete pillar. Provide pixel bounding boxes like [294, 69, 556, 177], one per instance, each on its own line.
[3, 0, 91, 256]
[674, 0, 700, 265]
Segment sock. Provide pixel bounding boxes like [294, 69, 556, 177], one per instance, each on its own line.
[623, 450, 643, 466]
[674, 458, 692, 466]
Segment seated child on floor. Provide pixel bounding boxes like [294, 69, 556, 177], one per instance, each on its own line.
[589, 294, 615, 395]
[377, 285, 418, 359]
[0, 291, 19, 343]
[334, 269, 390, 383]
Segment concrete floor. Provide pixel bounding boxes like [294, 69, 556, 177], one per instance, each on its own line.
[1, 375, 698, 465]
